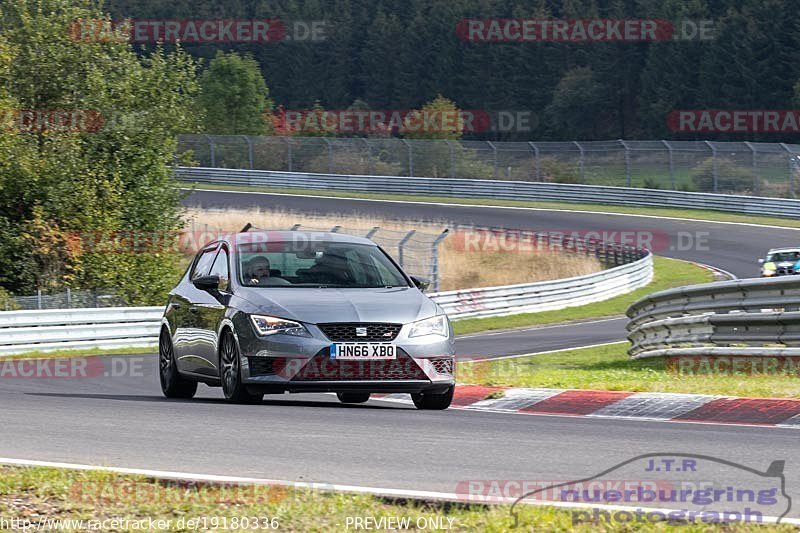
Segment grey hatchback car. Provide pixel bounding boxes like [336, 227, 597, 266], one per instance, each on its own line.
[159, 230, 456, 409]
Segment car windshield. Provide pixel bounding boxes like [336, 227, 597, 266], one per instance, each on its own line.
[237, 241, 409, 288]
[766, 252, 800, 262]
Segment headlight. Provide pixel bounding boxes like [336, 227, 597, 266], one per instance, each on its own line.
[250, 315, 311, 337]
[762, 262, 777, 276]
[408, 315, 449, 338]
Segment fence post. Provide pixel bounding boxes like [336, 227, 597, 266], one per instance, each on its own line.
[366, 226, 380, 239]
[744, 141, 759, 196]
[364, 138, 373, 175]
[529, 142, 540, 181]
[398, 230, 416, 268]
[93, 288, 99, 308]
[203, 134, 216, 167]
[487, 141, 498, 179]
[662, 140, 675, 190]
[704, 141, 718, 193]
[283, 137, 293, 172]
[330, 225, 341, 233]
[322, 137, 334, 173]
[240, 135, 254, 170]
[66, 288, 71, 309]
[620, 140, 631, 187]
[430, 229, 450, 292]
[401, 139, 413, 177]
[446, 140, 455, 178]
[37, 289, 42, 310]
[780, 143, 796, 199]
[573, 141, 585, 183]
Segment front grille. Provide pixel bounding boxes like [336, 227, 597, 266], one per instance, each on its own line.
[431, 358, 454, 375]
[778, 267, 794, 275]
[317, 323, 402, 343]
[292, 350, 427, 381]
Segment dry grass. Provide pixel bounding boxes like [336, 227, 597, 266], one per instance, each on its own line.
[183, 207, 603, 291]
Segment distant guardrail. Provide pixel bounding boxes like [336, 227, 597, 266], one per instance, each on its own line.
[627, 277, 800, 360]
[176, 167, 800, 218]
[0, 307, 162, 355]
[0, 247, 652, 355]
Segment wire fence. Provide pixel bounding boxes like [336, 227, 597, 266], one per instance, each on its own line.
[178, 135, 800, 198]
[4, 289, 126, 311]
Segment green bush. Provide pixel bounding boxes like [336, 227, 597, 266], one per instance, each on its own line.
[0, 287, 17, 311]
[691, 158, 753, 194]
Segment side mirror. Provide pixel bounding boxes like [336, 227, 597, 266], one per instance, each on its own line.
[193, 275, 221, 291]
[758, 258, 765, 264]
[410, 276, 430, 292]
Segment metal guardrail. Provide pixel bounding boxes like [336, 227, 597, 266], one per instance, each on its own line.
[0, 245, 653, 355]
[178, 135, 800, 198]
[433, 252, 652, 320]
[626, 277, 800, 360]
[177, 167, 800, 218]
[0, 307, 163, 355]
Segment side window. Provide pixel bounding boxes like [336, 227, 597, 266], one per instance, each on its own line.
[209, 247, 230, 291]
[191, 247, 218, 280]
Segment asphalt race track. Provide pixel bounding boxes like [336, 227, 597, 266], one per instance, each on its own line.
[2, 189, 800, 518]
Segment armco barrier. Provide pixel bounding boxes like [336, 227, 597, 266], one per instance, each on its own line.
[0, 252, 652, 355]
[176, 167, 800, 218]
[627, 276, 800, 360]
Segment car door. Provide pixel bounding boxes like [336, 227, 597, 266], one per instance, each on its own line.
[174, 244, 219, 375]
[192, 244, 232, 377]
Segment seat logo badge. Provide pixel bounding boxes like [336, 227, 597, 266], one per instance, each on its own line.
[356, 327, 368, 337]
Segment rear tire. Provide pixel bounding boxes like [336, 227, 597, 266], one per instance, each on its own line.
[337, 392, 370, 404]
[220, 331, 263, 405]
[159, 329, 197, 399]
[411, 386, 454, 410]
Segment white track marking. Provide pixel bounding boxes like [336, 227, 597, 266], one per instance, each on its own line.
[459, 341, 627, 363]
[1, 457, 797, 525]
[184, 187, 800, 232]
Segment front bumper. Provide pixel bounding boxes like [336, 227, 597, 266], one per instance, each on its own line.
[234, 316, 456, 394]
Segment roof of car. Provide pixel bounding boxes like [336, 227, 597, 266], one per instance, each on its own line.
[767, 248, 800, 254]
[225, 230, 377, 247]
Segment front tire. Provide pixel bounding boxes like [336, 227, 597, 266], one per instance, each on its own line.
[159, 329, 197, 399]
[220, 331, 263, 404]
[411, 386, 454, 410]
[337, 392, 370, 404]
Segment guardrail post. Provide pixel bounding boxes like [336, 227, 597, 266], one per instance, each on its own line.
[620, 140, 631, 187]
[662, 140, 675, 189]
[573, 141, 585, 183]
[430, 229, 450, 292]
[487, 141, 498, 179]
[704, 141, 718, 193]
[398, 230, 416, 268]
[529, 142, 540, 181]
[330, 225, 341, 233]
[744, 141, 759, 195]
[366, 226, 380, 239]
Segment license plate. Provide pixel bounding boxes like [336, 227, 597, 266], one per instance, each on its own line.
[330, 343, 396, 360]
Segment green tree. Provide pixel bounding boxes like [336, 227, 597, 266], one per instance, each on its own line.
[0, 0, 200, 304]
[545, 67, 609, 139]
[198, 51, 273, 135]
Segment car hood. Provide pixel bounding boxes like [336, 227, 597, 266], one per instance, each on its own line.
[236, 287, 440, 324]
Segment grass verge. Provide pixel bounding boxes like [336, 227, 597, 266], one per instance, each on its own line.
[460, 342, 800, 398]
[0, 465, 793, 532]
[0, 346, 155, 361]
[183, 182, 800, 229]
[453, 257, 712, 335]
